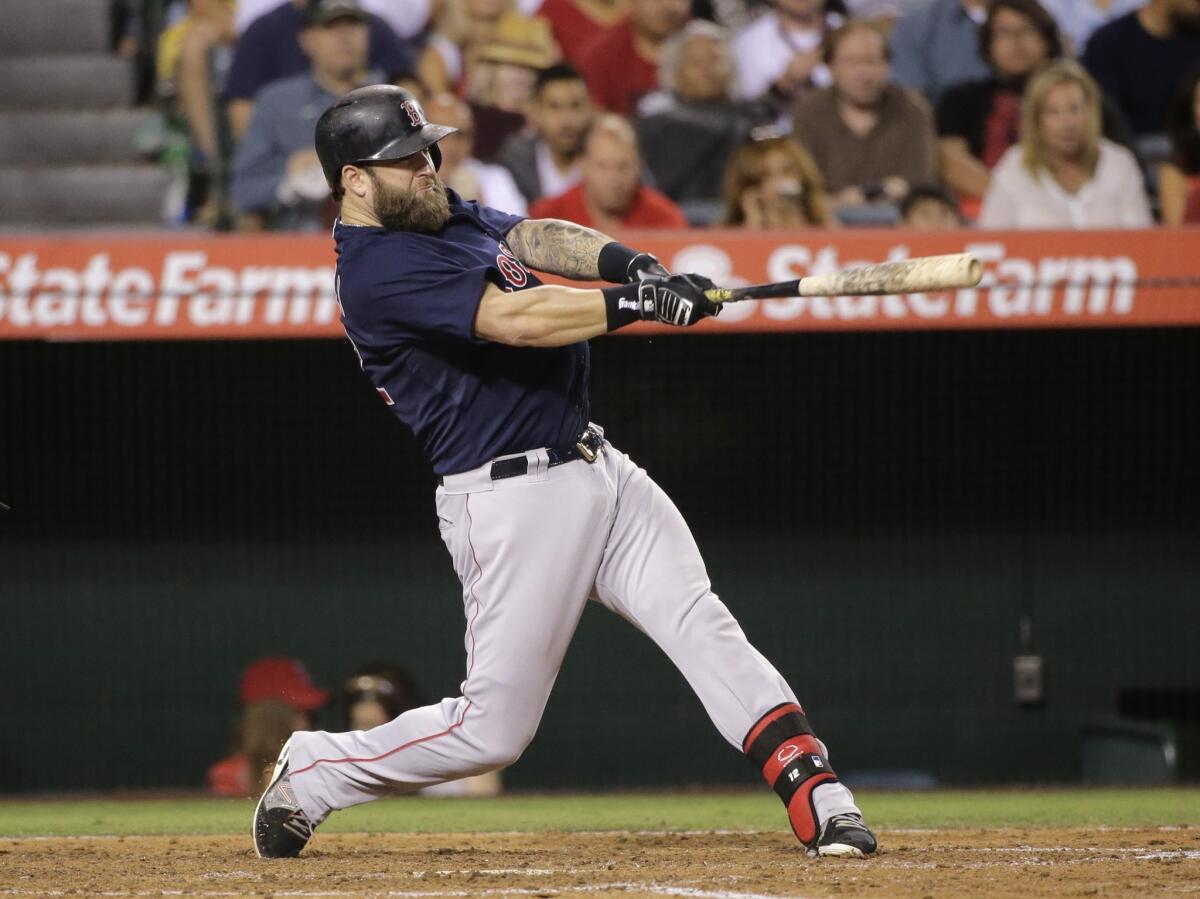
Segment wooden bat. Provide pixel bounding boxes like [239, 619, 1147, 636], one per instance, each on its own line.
[703, 253, 983, 303]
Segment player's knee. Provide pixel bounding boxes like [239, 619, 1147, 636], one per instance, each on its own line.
[474, 740, 524, 771]
[472, 724, 538, 771]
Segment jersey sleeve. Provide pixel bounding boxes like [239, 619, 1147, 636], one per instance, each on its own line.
[463, 198, 527, 235]
[354, 243, 501, 343]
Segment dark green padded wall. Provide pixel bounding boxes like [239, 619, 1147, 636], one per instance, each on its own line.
[2, 330, 1197, 791]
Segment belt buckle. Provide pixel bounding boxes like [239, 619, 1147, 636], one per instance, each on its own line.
[576, 425, 601, 463]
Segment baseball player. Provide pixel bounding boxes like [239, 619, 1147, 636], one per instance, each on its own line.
[253, 85, 877, 861]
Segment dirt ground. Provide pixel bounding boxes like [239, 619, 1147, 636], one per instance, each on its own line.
[2, 828, 1199, 898]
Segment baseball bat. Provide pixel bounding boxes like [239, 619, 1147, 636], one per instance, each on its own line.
[703, 253, 983, 303]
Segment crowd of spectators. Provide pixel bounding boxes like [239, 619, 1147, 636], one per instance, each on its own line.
[134, 0, 1200, 230]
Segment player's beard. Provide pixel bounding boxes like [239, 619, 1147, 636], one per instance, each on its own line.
[368, 171, 451, 234]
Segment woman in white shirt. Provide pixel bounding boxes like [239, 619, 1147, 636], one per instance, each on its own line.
[978, 59, 1151, 229]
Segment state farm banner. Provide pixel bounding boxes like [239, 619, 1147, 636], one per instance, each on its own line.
[1, 229, 1196, 340]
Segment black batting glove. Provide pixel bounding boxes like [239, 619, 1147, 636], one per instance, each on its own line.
[627, 253, 670, 282]
[636, 274, 721, 327]
[598, 241, 670, 283]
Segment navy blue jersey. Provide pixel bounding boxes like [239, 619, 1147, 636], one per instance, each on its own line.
[334, 191, 590, 475]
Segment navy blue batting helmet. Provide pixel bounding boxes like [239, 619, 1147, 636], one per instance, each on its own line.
[315, 85, 457, 195]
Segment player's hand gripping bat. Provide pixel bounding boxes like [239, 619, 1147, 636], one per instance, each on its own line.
[703, 253, 983, 303]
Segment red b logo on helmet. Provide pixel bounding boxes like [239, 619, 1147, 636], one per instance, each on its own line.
[401, 99, 425, 128]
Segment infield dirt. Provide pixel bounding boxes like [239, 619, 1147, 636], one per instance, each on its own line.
[3, 827, 1199, 897]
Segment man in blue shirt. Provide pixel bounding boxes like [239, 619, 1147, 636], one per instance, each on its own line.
[230, 0, 382, 229]
[890, 0, 991, 105]
[251, 85, 878, 864]
[223, 0, 414, 141]
[1082, 0, 1200, 136]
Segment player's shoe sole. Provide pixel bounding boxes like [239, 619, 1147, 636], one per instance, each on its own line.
[252, 737, 315, 859]
[812, 813, 878, 858]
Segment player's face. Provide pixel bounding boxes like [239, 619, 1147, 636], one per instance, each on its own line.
[1040, 81, 1090, 160]
[423, 99, 474, 175]
[365, 151, 452, 233]
[988, 8, 1049, 80]
[674, 34, 733, 103]
[532, 79, 593, 157]
[830, 29, 889, 107]
[582, 132, 640, 216]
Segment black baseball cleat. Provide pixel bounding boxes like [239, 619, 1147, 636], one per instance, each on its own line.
[253, 739, 316, 858]
[812, 813, 878, 858]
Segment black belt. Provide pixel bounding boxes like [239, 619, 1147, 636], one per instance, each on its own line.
[440, 424, 604, 484]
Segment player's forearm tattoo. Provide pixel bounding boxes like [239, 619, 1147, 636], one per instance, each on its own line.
[506, 219, 614, 280]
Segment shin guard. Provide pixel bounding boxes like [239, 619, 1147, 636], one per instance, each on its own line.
[743, 702, 837, 848]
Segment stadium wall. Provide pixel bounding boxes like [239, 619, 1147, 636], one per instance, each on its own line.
[2, 231, 1198, 793]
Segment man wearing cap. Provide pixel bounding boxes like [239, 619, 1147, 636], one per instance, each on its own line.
[224, 0, 416, 142]
[207, 658, 328, 798]
[230, 0, 381, 230]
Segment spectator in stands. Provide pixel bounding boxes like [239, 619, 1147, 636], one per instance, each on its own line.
[424, 94, 529, 213]
[978, 61, 1151, 228]
[1159, 67, 1200, 226]
[539, 0, 629, 63]
[722, 134, 833, 228]
[344, 663, 426, 731]
[157, 0, 236, 170]
[889, 0, 990, 106]
[635, 21, 773, 219]
[792, 21, 937, 215]
[1082, 0, 1200, 137]
[230, 0, 379, 229]
[344, 664, 501, 796]
[899, 183, 963, 228]
[1038, 0, 1143, 56]
[462, 13, 562, 159]
[223, 0, 414, 140]
[530, 113, 689, 228]
[237, 0, 435, 39]
[418, 0, 553, 97]
[731, 0, 840, 109]
[207, 657, 328, 798]
[498, 64, 594, 205]
[578, 0, 691, 115]
[936, 0, 1133, 214]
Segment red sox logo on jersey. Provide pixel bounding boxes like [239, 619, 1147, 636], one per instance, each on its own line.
[496, 243, 530, 289]
[401, 99, 426, 128]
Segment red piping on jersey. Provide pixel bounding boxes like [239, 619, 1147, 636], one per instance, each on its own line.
[291, 496, 485, 778]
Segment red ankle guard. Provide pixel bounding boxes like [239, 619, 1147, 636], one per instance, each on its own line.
[743, 702, 838, 846]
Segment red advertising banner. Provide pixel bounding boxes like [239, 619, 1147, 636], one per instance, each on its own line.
[1, 229, 1196, 340]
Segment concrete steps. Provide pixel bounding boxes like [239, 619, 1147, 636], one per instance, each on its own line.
[0, 110, 160, 166]
[0, 0, 173, 227]
[0, 166, 175, 226]
[0, 55, 135, 111]
[0, 0, 109, 55]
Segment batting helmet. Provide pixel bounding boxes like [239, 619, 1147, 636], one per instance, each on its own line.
[314, 85, 457, 195]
